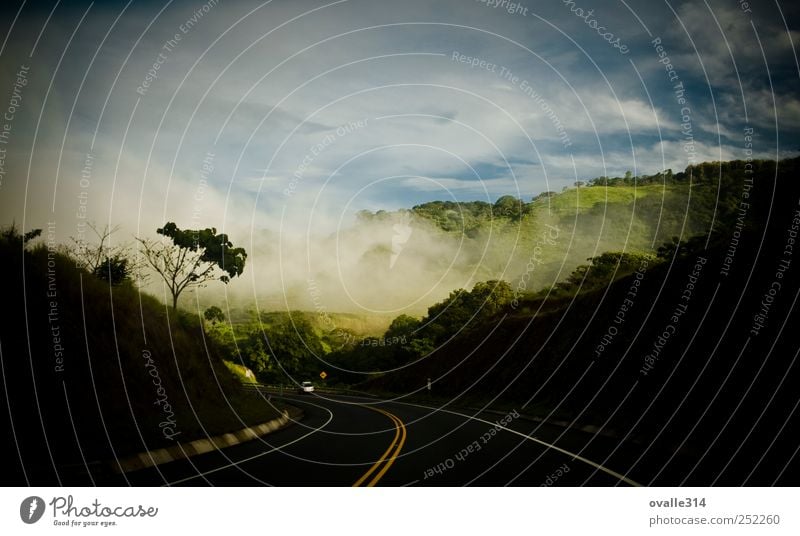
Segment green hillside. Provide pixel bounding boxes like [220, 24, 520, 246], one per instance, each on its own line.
[358, 169, 718, 295]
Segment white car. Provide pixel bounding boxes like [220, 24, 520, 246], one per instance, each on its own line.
[299, 381, 315, 393]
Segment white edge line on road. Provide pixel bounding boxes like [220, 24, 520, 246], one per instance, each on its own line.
[395, 400, 642, 487]
[163, 395, 640, 487]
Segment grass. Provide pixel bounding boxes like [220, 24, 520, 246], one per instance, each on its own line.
[538, 184, 645, 212]
[223, 359, 259, 384]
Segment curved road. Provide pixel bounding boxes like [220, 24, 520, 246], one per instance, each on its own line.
[117, 392, 646, 486]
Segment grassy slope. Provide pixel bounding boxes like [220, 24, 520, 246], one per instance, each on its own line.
[417, 182, 715, 290]
[223, 309, 395, 339]
[258, 311, 395, 338]
[0, 244, 286, 483]
[223, 360, 259, 384]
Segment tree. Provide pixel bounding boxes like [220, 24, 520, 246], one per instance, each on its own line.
[239, 327, 273, 377]
[385, 314, 420, 340]
[136, 222, 247, 310]
[204, 305, 225, 324]
[657, 235, 708, 260]
[355, 209, 374, 222]
[255, 313, 324, 378]
[0, 223, 41, 248]
[69, 222, 141, 285]
[469, 280, 514, 316]
[494, 195, 523, 220]
[69, 223, 119, 273]
[423, 280, 513, 342]
[92, 254, 130, 285]
[559, 251, 654, 293]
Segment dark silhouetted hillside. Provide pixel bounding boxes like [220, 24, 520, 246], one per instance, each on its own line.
[365, 157, 800, 485]
[0, 237, 284, 485]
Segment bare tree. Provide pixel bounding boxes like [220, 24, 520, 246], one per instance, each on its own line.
[69, 222, 120, 273]
[68, 222, 145, 285]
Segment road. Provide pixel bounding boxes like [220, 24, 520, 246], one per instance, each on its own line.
[113, 392, 649, 486]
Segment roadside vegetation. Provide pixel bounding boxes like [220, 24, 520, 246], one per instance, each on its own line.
[0, 222, 284, 480]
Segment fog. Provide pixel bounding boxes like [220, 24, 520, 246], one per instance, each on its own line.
[176, 208, 526, 316]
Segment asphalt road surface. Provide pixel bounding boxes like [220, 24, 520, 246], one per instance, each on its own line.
[97, 390, 704, 486]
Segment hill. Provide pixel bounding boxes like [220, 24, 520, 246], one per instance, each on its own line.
[360, 157, 800, 484]
[222, 166, 724, 316]
[0, 232, 287, 484]
[354, 168, 722, 307]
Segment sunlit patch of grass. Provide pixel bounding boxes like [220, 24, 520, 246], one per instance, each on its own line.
[223, 360, 259, 384]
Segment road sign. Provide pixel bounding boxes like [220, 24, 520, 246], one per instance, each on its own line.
[320, 371, 327, 380]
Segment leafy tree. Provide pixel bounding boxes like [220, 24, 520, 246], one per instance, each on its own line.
[92, 254, 130, 285]
[384, 314, 420, 340]
[424, 280, 514, 342]
[410, 200, 495, 233]
[470, 280, 514, 316]
[557, 251, 654, 294]
[355, 209, 374, 222]
[245, 312, 325, 380]
[657, 235, 708, 259]
[407, 337, 435, 357]
[322, 328, 357, 351]
[493, 195, 523, 220]
[0, 224, 41, 248]
[204, 305, 225, 324]
[241, 328, 273, 377]
[136, 222, 247, 310]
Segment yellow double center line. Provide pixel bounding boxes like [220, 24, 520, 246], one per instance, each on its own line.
[352, 407, 407, 487]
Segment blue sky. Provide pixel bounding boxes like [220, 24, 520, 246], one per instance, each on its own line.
[1, 0, 798, 236]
